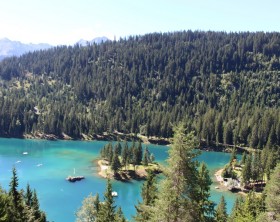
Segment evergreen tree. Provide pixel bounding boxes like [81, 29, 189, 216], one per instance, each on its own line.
[263, 163, 280, 221]
[251, 152, 262, 182]
[115, 207, 126, 222]
[107, 143, 114, 164]
[8, 167, 25, 222]
[0, 188, 8, 222]
[229, 191, 265, 222]
[215, 114, 223, 144]
[93, 193, 100, 215]
[31, 190, 46, 222]
[240, 152, 247, 165]
[150, 153, 155, 163]
[150, 124, 202, 222]
[114, 142, 122, 156]
[131, 141, 138, 170]
[111, 148, 121, 175]
[98, 179, 116, 222]
[242, 153, 252, 185]
[215, 196, 227, 222]
[134, 171, 157, 222]
[265, 150, 276, 180]
[228, 197, 243, 222]
[229, 147, 237, 165]
[25, 183, 33, 207]
[136, 141, 143, 165]
[142, 147, 149, 166]
[197, 162, 215, 221]
[121, 141, 129, 169]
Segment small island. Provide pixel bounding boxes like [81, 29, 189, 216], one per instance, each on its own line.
[66, 175, 85, 182]
[97, 141, 162, 181]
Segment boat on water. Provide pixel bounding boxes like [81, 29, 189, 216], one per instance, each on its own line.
[23, 152, 28, 155]
[111, 191, 118, 197]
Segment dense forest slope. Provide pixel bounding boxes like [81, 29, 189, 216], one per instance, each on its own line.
[0, 31, 279, 149]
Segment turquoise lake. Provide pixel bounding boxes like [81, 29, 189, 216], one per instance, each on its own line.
[0, 138, 239, 222]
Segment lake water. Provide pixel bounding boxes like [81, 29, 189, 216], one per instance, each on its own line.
[0, 138, 239, 222]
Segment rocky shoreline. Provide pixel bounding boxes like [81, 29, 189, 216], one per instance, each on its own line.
[22, 131, 171, 145]
[214, 168, 246, 195]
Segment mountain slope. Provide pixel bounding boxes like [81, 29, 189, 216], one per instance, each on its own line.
[0, 31, 279, 150]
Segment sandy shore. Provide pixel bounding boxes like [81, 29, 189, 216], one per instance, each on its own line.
[97, 160, 112, 178]
[215, 169, 224, 184]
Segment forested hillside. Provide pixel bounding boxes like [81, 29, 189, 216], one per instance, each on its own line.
[0, 31, 279, 149]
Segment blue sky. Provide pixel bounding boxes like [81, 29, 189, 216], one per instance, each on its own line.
[0, 0, 279, 45]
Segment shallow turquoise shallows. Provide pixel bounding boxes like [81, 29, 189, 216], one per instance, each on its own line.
[0, 138, 239, 222]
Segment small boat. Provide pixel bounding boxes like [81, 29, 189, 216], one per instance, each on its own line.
[15, 160, 21, 164]
[37, 164, 43, 167]
[23, 152, 28, 155]
[111, 191, 118, 197]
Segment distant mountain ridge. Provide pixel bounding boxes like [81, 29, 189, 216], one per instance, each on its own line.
[0, 38, 52, 60]
[76, 36, 109, 46]
[0, 36, 109, 60]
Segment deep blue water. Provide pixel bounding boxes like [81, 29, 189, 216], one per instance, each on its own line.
[0, 138, 239, 222]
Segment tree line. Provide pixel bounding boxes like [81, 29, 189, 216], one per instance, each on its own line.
[0, 167, 46, 222]
[0, 31, 279, 151]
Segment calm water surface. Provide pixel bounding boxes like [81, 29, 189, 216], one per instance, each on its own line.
[0, 138, 239, 222]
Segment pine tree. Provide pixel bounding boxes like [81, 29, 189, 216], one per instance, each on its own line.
[240, 152, 247, 165]
[132, 142, 138, 170]
[107, 143, 114, 164]
[150, 124, 202, 222]
[31, 190, 46, 222]
[8, 167, 25, 221]
[115, 207, 126, 222]
[121, 141, 129, 169]
[134, 171, 157, 222]
[25, 183, 33, 207]
[228, 197, 243, 222]
[264, 163, 280, 221]
[93, 193, 100, 215]
[196, 162, 215, 221]
[111, 148, 121, 175]
[114, 142, 122, 156]
[242, 153, 252, 186]
[229, 147, 237, 165]
[142, 147, 149, 166]
[215, 114, 223, 144]
[136, 141, 143, 165]
[0, 188, 8, 222]
[251, 152, 262, 182]
[215, 196, 227, 222]
[150, 153, 155, 163]
[98, 179, 116, 222]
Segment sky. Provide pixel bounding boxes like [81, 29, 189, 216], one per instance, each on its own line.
[0, 0, 280, 45]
